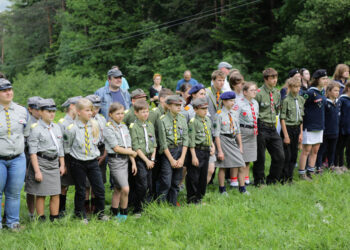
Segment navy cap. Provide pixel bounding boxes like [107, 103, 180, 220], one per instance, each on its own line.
[38, 98, 57, 111]
[312, 69, 327, 79]
[288, 68, 299, 78]
[166, 95, 183, 105]
[220, 91, 236, 100]
[192, 98, 208, 108]
[188, 84, 205, 95]
[85, 95, 101, 107]
[61, 96, 82, 108]
[0, 79, 12, 91]
[107, 69, 123, 78]
[27, 96, 43, 109]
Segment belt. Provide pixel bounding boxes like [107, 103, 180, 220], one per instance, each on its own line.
[221, 134, 236, 139]
[286, 125, 300, 129]
[108, 153, 127, 159]
[168, 144, 182, 149]
[258, 121, 275, 128]
[0, 154, 20, 161]
[196, 145, 210, 151]
[37, 152, 58, 161]
[240, 124, 254, 129]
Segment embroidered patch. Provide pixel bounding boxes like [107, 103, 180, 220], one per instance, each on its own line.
[243, 112, 247, 116]
[257, 89, 261, 93]
[303, 94, 309, 99]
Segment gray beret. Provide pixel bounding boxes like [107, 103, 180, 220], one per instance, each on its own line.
[0, 79, 12, 90]
[85, 94, 101, 107]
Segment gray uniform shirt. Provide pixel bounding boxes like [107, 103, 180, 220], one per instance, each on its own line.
[104, 120, 132, 154]
[64, 119, 100, 160]
[94, 113, 107, 144]
[0, 102, 30, 156]
[58, 114, 74, 133]
[28, 119, 64, 157]
[213, 106, 240, 137]
[237, 97, 259, 126]
[181, 103, 195, 123]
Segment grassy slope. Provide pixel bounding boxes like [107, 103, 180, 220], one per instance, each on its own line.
[1, 113, 350, 249]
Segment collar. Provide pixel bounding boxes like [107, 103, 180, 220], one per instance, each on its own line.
[326, 98, 336, 104]
[340, 94, 350, 100]
[110, 119, 123, 128]
[64, 114, 74, 122]
[167, 111, 179, 120]
[309, 87, 323, 92]
[135, 118, 147, 126]
[262, 84, 275, 93]
[76, 119, 91, 128]
[39, 119, 53, 128]
[210, 86, 221, 94]
[0, 102, 15, 111]
[288, 92, 299, 99]
[195, 114, 206, 121]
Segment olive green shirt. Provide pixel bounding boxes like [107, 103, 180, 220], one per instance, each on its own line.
[158, 112, 189, 154]
[188, 114, 212, 148]
[255, 84, 281, 124]
[123, 106, 137, 127]
[280, 93, 305, 126]
[129, 119, 157, 155]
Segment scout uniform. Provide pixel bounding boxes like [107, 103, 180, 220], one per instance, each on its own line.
[206, 85, 223, 124]
[213, 92, 245, 169]
[181, 84, 205, 122]
[335, 94, 350, 168]
[27, 96, 43, 123]
[129, 118, 157, 213]
[186, 98, 212, 203]
[254, 82, 284, 185]
[0, 79, 30, 229]
[237, 96, 259, 163]
[280, 92, 304, 182]
[25, 99, 64, 201]
[157, 95, 189, 206]
[63, 118, 105, 219]
[123, 89, 148, 127]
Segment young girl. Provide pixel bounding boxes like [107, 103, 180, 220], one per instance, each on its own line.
[64, 98, 107, 223]
[238, 82, 259, 186]
[181, 84, 206, 122]
[26, 99, 65, 222]
[179, 83, 192, 105]
[335, 82, 350, 171]
[149, 73, 163, 106]
[298, 69, 327, 180]
[333, 64, 349, 95]
[214, 91, 247, 194]
[316, 81, 340, 173]
[229, 73, 244, 100]
[104, 103, 137, 221]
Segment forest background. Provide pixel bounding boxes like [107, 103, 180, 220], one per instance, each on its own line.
[0, 0, 349, 106]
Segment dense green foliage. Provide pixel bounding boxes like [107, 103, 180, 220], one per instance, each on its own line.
[0, 0, 349, 103]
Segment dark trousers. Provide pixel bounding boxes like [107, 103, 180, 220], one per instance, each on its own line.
[186, 149, 209, 203]
[70, 157, 105, 218]
[335, 134, 350, 167]
[281, 125, 300, 183]
[317, 135, 338, 167]
[134, 157, 152, 213]
[158, 146, 183, 206]
[253, 124, 285, 185]
[151, 151, 162, 199]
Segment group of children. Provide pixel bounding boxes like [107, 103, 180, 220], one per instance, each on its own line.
[2, 63, 350, 226]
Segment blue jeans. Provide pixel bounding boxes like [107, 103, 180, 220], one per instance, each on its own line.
[0, 153, 26, 228]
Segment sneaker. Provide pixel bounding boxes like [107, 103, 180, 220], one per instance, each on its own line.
[230, 181, 239, 188]
[98, 215, 110, 221]
[10, 223, 25, 232]
[299, 173, 311, 181]
[340, 166, 348, 172]
[332, 166, 343, 174]
[81, 218, 89, 225]
[115, 213, 127, 222]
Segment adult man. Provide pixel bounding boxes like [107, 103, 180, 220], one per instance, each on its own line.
[95, 68, 131, 119]
[104, 66, 130, 91]
[253, 68, 285, 186]
[176, 70, 198, 94]
[217, 62, 233, 92]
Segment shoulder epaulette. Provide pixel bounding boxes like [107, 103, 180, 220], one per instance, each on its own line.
[160, 115, 165, 119]
[106, 122, 111, 127]
[184, 105, 190, 111]
[58, 118, 65, 124]
[190, 118, 195, 123]
[178, 113, 185, 118]
[217, 110, 222, 114]
[121, 122, 126, 124]
[31, 123, 38, 129]
[152, 107, 158, 111]
[67, 123, 74, 130]
[124, 110, 129, 114]
[129, 123, 134, 128]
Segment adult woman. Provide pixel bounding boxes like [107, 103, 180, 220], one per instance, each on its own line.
[0, 79, 30, 230]
[149, 73, 163, 106]
[333, 63, 349, 94]
[300, 68, 310, 94]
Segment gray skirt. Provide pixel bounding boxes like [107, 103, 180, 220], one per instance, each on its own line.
[216, 135, 245, 168]
[108, 155, 129, 189]
[240, 127, 257, 163]
[25, 156, 61, 196]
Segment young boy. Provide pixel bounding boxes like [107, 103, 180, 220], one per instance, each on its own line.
[187, 98, 215, 203]
[280, 77, 305, 183]
[124, 89, 148, 127]
[254, 68, 285, 186]
[129, 100, 157, 215]
[158, 95, 188, 206]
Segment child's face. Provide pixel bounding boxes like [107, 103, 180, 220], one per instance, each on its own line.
[29, 108, 41, 120]
[213, 76, 225, 90]
[135, 108, 149, 122]
[265, 75, 278, 88]
[244, 85, 257, 99]
[290, 85, 301, 95]
[169, 103, 181, 115]
[110, 109, 124, 123]
[302, 70, 310, 81]
[234, 80, 244, 92]
[329, 87, 340, 99]
[192, 89, 206, 100]
[342, 70, 349, 79]
[195, 107, 208, 118]
[78, 106, 93, 122]
[223, 99, 235, 109]
[40, 110, 55, 123]
[318, 76, 328, 88]
[92, 106, 100, 117]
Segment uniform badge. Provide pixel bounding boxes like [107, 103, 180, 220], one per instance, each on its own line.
[233, 105, 239, 111]
[257, 89, 261, 93]
[19, 119, 26, 124]
[242, 112, 247, 116]
[303, 94, 309, 99]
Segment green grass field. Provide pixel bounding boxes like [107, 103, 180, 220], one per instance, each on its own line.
[1, 112, 350, 249]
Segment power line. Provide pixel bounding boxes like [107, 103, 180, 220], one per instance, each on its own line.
[1, 0, 261, 68]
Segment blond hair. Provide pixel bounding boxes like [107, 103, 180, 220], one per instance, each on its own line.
[76, 98, 99, 139]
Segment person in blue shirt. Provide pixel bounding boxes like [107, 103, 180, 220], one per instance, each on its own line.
[315, 81, 341, 172]
[175, 70, 198, 94]
[333, 64, 349, 95]
[104, 66, 129, 91]
[95, 69, 131, 119]
[298, 69, 328, 180]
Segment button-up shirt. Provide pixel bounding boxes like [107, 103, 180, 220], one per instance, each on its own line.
[130, 119, 157, 155]
[280, 93, 305, 126]
[188, 114, 212, 148]
[255, 84, 281, 124]
[213, 106, 240, 137]
[237, 97, 260, 126]
[104, 120, 131, 154]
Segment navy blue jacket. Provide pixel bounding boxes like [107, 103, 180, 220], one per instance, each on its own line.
[339, 94, 350, 135]
[334, 79, 347, 95]
[303, 87, 327, 131]
[324, 98, 340, 137]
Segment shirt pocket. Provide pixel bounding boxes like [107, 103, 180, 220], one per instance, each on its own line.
[38, 132, 51, 149]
